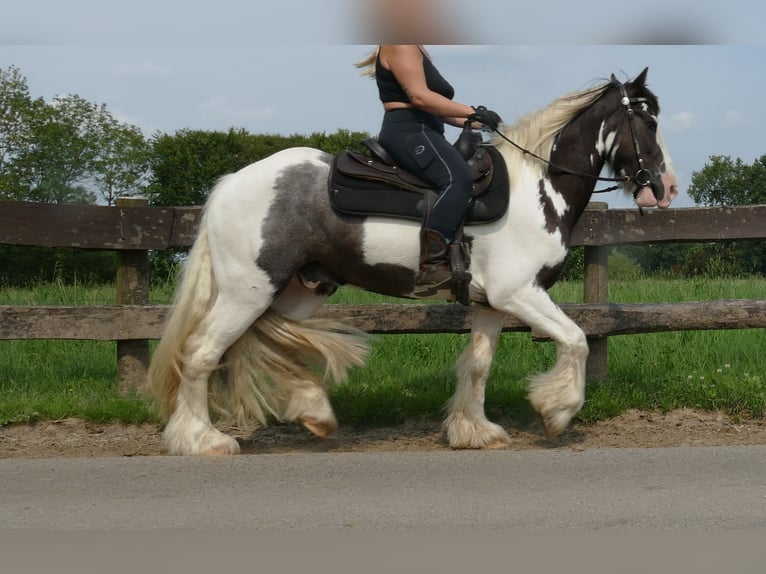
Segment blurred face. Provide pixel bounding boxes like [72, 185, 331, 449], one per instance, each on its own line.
[360, 0, 459, 43]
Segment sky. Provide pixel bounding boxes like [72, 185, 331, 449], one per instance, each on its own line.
[2, 1, 765, 209]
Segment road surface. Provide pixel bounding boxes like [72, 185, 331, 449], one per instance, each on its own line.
[2, 445, 765, 530]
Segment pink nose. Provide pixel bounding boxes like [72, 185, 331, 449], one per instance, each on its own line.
[657, 187, 678, 209]
[635, 186, 657, 208]
[657, 174, 679, 209]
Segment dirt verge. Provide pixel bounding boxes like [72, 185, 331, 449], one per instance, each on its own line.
[2, 409, 765, 458]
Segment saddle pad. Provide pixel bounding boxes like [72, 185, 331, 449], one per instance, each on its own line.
[329, 146, 509, 225]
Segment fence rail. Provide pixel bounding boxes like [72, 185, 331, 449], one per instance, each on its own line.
[1, 198, 765, 390]
[2, 300, 766, 340]
[3, 200, 766, 249]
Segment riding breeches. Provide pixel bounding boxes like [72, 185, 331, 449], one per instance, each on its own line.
[378, 109, 473, 241]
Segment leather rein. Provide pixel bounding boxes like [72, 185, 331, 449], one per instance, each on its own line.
[489, 80, 656, 199]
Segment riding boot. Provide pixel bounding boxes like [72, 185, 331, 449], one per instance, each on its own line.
[414, 228, 452, 294]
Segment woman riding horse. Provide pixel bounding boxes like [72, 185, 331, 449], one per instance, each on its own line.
[356, 45, 502, 294]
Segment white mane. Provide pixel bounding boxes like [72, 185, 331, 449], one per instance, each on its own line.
[492, 82, 610, 164]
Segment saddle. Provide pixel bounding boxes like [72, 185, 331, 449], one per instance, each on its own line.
[327, 127, 509, 305]
[328, 131, 509, 225]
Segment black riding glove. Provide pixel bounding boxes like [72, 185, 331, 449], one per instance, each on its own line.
[468, 106, 502, 131]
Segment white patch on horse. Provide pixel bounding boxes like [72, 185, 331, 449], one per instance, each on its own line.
[655, 127, 675, 175]
[360, 217, 420, 271]
[540, 176, 569, 218]
[470, 164, 568, 296]
[595, 120, 618, 162]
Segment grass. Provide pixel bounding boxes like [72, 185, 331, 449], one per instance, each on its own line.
[0, 277, 764, 427]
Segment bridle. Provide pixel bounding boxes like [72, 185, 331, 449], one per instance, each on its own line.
[490, 79, 659, 200]
[608, 81, 655, 193]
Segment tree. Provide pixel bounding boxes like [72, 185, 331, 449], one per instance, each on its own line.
[0, 65, 150, 285]
[674, 154, 766, 275]
[688, 154, 766, 206]
[13, 94, 101, 204]
[147, 128, 256, 207]
[743, 155, 766, 205]
[1, 65, 150, 205]
[147, 128, 369, 207]
[91, 115, 150, 205]
[0, 66, 38, 200]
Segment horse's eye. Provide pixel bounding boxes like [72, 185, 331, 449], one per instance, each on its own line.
[646, 118, 658, 132]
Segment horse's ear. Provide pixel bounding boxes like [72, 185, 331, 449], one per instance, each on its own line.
[610, 73, 618, 84]
[634, 67, 649, 86]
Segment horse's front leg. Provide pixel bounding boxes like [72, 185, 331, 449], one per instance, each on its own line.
[491, 284, 588, 438]
[444, 305, 511, 449]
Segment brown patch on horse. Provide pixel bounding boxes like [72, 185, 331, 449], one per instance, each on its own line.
[538, 179, 561, 234]
[256, 158, 416, 298]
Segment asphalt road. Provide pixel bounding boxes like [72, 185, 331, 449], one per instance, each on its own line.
[2, 445, 765, 530]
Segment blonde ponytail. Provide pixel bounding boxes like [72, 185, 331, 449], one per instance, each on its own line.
[354, 47, 379, 78]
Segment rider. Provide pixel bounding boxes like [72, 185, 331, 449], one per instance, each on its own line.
[356, 45, 502, 294]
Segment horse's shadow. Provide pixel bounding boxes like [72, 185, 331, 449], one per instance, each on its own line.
[236, 415, 587, 455]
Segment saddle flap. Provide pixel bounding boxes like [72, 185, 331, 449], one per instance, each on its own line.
[335, 150, 432, 193]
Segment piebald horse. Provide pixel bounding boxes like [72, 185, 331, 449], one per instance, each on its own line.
[148, 68, 678, 455]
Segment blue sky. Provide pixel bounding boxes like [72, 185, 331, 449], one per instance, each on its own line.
[2, 1, 765, 208]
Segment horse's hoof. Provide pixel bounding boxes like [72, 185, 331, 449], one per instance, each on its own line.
[444, 416, 511, 449]
[300, 417, 338, 439]
[200, 432, 241, 455]
[201, 444, 238, 456]
[484, 436, 512, 449]
[539, 409, 573, 439]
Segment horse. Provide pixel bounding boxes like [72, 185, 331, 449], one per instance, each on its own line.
[147, 68, 678, 455]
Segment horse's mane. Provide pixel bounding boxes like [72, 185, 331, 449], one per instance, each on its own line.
[492, 81, 611, 163]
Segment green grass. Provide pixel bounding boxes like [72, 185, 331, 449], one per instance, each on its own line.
[1, 277, 764, 427]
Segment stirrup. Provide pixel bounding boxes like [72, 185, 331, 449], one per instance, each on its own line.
[449, 241, 472, 306]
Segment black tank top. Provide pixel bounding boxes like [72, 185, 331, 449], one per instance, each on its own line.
[376, 49, 455, 104]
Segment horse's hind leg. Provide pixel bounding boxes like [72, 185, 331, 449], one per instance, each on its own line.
[265, 276, 340, 438]
[282, 379, 338, 438]
[444, 305, 511, 449]
[165, 291, 272, 456]
[492, 285, 588, 438]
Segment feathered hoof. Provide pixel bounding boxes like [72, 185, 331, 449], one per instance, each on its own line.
[164, 420, 241, 456]
[537, 407, 576, 439]
[300, 416, 338, 439]
[444, 414, 511, 449]
[201, 437, 241, 456]
[528, 385, 584, 439]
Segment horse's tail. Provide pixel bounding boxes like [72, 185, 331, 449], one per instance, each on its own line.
[147, 211, 217, 419]
[208, 310, 370, 430]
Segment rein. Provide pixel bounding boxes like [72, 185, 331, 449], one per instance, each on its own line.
[489, 80, 653, 196]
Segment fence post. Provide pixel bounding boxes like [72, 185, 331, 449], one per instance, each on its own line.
[116, 196, 150, 394]
[583, 202, 609, 380]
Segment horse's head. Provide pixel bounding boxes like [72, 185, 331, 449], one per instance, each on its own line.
[606, 68, 678, 209]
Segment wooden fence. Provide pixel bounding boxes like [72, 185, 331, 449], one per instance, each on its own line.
[1, 198, 765, 391]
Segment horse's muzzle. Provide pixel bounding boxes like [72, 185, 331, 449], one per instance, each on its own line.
[635, 171, 679, 209]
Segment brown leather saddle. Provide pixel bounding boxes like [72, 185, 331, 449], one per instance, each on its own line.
[328, 132, 509, 225]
